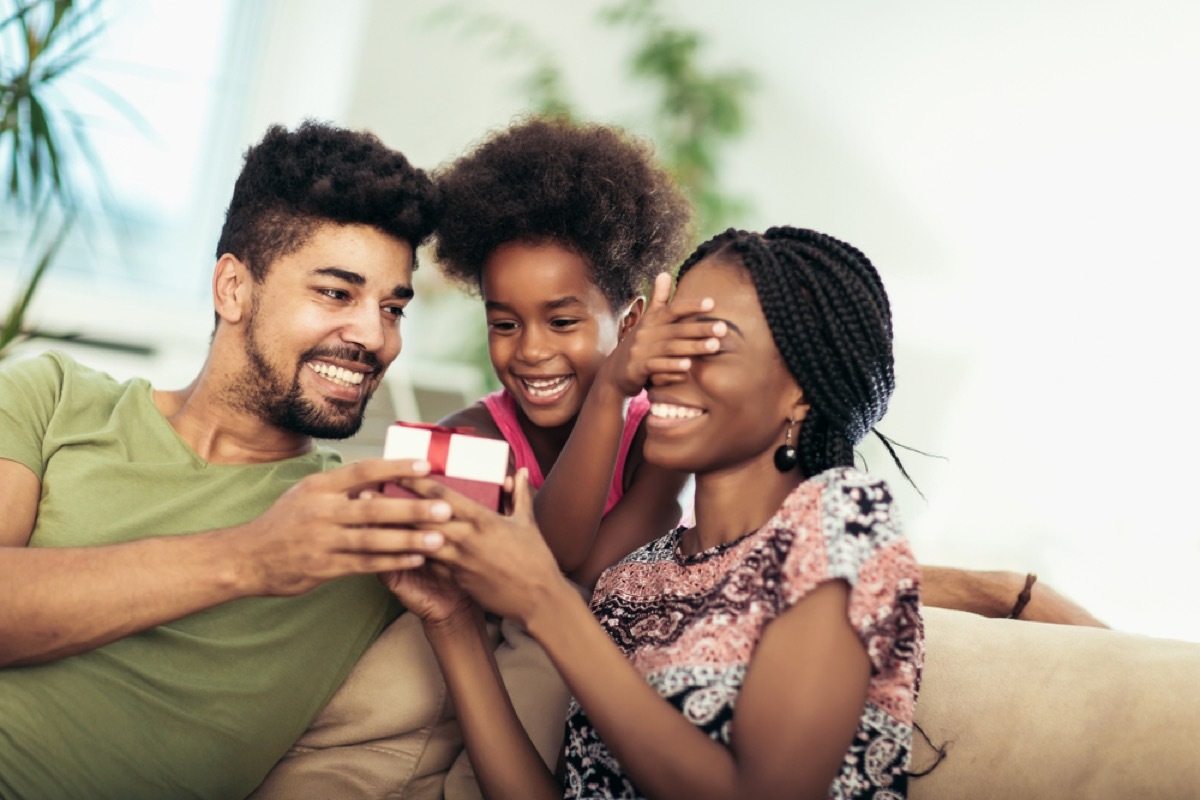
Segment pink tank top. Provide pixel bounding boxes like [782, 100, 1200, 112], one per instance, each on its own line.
[481, 389, 650, 516]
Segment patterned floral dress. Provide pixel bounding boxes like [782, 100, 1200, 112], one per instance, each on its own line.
[561, 467, 924, 799]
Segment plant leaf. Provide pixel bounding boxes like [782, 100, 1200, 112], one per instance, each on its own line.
[0, 215, 73, 357]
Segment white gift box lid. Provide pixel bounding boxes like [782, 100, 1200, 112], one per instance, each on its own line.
[384, 424, 510, 484]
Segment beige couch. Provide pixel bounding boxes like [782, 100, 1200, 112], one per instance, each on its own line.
[254, 607, 1200, 798]
[911, 607, 1200, 799]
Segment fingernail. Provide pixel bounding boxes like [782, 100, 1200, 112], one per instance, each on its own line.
[701, 298, 714, 310]
[712, 321, 727, 335]
[360, 490, 375, 500]
[413, 460, 431, 474]
[430, 501, 451, 521]
[706, 338, 719, 351]
[679, 358, 691, 369]
[424, 532, 444, 547]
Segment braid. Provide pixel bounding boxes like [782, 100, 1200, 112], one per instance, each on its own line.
[679, 226, 895, 477]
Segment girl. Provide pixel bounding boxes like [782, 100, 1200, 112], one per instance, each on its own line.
[434, 116, 705, 588]
[389, 226, 923, 798]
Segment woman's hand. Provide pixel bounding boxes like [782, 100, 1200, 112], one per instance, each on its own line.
[397, 470, 572, 626]
[379, 560, 476, 628]
[603, 272, 727, 396]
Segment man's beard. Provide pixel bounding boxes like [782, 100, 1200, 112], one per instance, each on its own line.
[236, 314, 381, 440]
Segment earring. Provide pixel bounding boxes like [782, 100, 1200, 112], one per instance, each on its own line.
[773, 420, 799, 472]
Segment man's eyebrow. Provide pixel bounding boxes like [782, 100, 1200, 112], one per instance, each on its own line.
[314, 267, 364, 285]
[313, 267, 413, 300]
[695, 315, 743, 338]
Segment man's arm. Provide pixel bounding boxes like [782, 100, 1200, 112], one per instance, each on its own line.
[921, 565, 1108, 627]
[0, 457, 451, 667]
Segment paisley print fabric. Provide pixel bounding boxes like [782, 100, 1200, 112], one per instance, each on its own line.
[561, 467, 923, 799]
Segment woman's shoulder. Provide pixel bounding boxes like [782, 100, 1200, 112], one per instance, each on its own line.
[803, 467, 899, 529]
[773, 466, 907, 568]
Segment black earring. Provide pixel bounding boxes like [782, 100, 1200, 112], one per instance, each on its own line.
[773, 420, 799, 472]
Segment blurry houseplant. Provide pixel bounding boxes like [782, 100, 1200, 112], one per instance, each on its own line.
[0, 0, 115, 360]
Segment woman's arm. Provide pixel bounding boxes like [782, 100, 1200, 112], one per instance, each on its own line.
[381, 555, 562, 800]
[411, 473, 872, 799]
[422, 608, 562, 800]
[528, 578, 870, 799]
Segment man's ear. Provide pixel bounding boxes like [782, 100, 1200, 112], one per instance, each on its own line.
[213, 254, 253, 325]
[618, 296, 646, 341]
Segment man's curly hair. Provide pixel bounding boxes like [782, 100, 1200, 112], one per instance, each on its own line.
[216, 120, 441, 280]
[433, 117, 692, 309]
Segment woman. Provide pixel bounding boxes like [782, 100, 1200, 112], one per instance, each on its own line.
[382, 226, 922, 798]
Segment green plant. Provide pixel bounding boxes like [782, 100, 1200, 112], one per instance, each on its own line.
[1, 0, 113, 360]
[601, 0, 754, 239]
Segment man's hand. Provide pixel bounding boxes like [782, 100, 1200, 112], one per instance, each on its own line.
[603, 272, 727, 396]
[234, 458, 454, 597]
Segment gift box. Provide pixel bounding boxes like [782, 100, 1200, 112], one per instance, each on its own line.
[382, 422, 511, 510]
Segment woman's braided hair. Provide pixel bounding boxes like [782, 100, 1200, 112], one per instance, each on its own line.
[677, 226, 895, 477]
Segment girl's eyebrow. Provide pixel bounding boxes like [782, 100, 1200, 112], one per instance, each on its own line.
[545, 295, 585, 310]
[695, 315, 744, 338]
[484, 296, 585, 312]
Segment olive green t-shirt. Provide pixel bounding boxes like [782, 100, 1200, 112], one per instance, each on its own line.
[0, 352, 400, 799]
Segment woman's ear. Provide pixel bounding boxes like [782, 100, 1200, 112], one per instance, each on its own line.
[213, 254, 252, 325]
[789, 392, 810, 427]
[618, 296, 646, 341]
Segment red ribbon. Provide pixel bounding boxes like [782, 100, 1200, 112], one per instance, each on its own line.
[394, 421, 475, 474]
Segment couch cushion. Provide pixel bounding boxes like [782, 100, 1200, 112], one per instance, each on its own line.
[911, 607, 1200, 799]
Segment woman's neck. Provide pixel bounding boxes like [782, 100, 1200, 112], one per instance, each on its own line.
[685, 455, 805, 555]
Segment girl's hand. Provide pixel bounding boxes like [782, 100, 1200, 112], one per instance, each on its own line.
[603, 272, 727, 396]
[397, 470, 569, 625]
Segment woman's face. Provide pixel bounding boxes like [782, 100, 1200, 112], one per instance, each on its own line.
[644, 256, 804, 475]
[481, 241, 631, 430]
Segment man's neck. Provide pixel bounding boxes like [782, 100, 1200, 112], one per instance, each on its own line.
[153, 376, 312, 465]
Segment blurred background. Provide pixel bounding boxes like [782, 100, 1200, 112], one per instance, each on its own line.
[3, 0, 1198, 641]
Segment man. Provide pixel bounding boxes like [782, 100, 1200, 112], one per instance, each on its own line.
[0, 121, 447, 799]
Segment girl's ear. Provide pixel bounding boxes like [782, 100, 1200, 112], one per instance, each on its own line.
[213, 254, 253, 325]
[618, 296, 646, 341]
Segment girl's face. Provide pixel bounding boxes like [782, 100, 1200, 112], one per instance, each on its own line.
[644, 256, 805, 475]
[481, 241, 635, 430]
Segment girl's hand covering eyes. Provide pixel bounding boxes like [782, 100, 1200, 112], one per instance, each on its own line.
[603, 272, 726, 396]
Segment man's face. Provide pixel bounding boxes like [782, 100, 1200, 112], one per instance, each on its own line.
[234, 223, 414, 439]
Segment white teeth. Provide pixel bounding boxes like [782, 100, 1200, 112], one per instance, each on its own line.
[650, 402, 704, 419]
[521, 376, 570, 397]
[307, 362, 365, 387]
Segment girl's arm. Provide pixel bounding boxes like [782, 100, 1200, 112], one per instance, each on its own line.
[409, 473, 873, 799]
[535, 274, 718, 573]
[568, 429, 687, 588]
